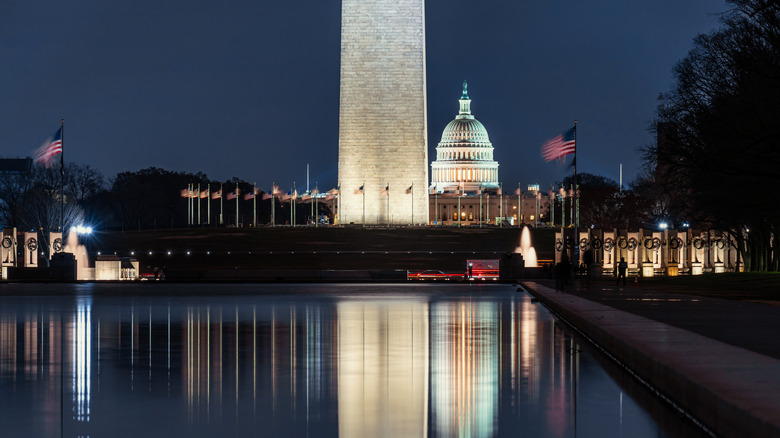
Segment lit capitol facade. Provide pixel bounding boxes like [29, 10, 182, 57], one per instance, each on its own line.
[428, 82, 550, 226]
[430, 81, 500, 194]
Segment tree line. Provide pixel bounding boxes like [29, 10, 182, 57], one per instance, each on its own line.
[0, 165, 333, 235]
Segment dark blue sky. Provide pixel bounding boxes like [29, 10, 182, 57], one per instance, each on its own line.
[1, 0, 725, 193]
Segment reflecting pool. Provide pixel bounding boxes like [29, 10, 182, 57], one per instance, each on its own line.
[0, 283, 704, 437]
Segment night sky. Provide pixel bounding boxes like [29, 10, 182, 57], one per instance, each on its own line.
[2, 0, 725, 193]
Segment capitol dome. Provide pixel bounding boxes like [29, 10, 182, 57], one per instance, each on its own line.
[430, 81, 500, 194]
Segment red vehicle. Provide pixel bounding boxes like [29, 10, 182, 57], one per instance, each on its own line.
[466, 260, 499, 281]
[408, 270, 464, 281]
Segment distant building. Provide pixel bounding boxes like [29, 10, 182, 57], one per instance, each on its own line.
[428, 85, 549, 226]
[430, 81, 499, 194]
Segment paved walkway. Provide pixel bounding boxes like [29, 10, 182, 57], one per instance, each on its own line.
[521, 279, 780, 438]
[542, 278, 780, 359]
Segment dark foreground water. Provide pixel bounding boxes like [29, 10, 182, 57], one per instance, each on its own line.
[0, 283, 704, 437]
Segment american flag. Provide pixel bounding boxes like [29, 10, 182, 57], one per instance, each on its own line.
[34, 127, 63, 168]
[262, 192, 273, 200]
[211, 189, 222, 199]
[541, 126, 576, 162]
[227, 188, 239, 200]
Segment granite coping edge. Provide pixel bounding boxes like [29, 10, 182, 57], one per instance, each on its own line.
[522, 281, 780, 438]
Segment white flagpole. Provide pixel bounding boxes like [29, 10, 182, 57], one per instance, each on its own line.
[253, 182, 257, 227]
[271, 182, 275, 227]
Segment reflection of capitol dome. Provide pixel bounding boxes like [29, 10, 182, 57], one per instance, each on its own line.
[430, 81, 499, 194]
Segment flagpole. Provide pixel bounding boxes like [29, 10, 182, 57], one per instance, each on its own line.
[207, 184, 211, 226]
[386, 183, 390, 225]
[271, 182, 275, 227]
[197, 183, 201, 225]
[253, 182, 257, 228]
[499, 183, 503, 228]
[220, 183, 224, 225]
[60, 119, 64, 232]
[573, 119, 579, 266]
[517, 183, 522, 227]
[235, 184, 239, 227]
[411, 183, 414, 226]
[187, 183, 191, 226]
[290, 181, 298, 228]
[362, 182, 365, 228]
[458, 187, 461, 228]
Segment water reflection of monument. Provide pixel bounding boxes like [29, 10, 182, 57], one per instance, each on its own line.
[431, 301, 498, 437]
[337, 300, 430, 437]
[0, 290, 655, 437]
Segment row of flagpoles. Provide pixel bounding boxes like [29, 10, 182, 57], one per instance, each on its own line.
[180, 183, 340, 227]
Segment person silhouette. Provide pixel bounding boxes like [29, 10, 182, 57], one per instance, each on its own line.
[616, 257, 628, 286]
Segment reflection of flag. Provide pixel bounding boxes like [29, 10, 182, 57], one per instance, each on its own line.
[328, 188, 339, 195]
[200, 190, 209, 198]
[272, 185, 281, 196]
[381, 185, 389, 196]
[281, 192, 291, 201]
[227, 189, 239, 200]
[34, 127, 63, 168]
[243, 192, 254, 200]
[180, 188, 191, 198]
[301, 193, 311, 201]
[406, 185, 413, 194]
[211, 189, 222, 199]
[325, 194, 335, 201]
[262, 192, 272, 200]
[514, 188, 521, 195]
[542, 126, 576, 162]
[355, 185, 364, 194]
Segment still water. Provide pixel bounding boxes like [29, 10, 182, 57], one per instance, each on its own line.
[0, 283, 703, 437]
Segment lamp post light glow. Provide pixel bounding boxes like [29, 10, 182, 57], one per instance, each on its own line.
[75, 225, 93, 235]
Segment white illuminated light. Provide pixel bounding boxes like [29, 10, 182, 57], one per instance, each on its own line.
[74, 225, 93, 235]
[167, 251, 171, 255]
[659, 223, 668, 230]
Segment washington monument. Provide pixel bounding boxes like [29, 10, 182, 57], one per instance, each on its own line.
[338, 0, 429, 225]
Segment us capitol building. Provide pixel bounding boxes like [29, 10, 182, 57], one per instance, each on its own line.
[428, 82, 549, 226]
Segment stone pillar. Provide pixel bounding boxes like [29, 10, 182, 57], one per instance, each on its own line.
[626, 230, 640, 276]
[338, 0, 428, 225]
[602, 229, 616, 276]
[690, 230, 704, 275]
[1, 228, 17, 279]
[22, 231, 38, 268]
[49, 232, 63, 260]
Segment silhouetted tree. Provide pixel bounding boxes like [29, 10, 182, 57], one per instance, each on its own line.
[646, 0, 780, 271]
